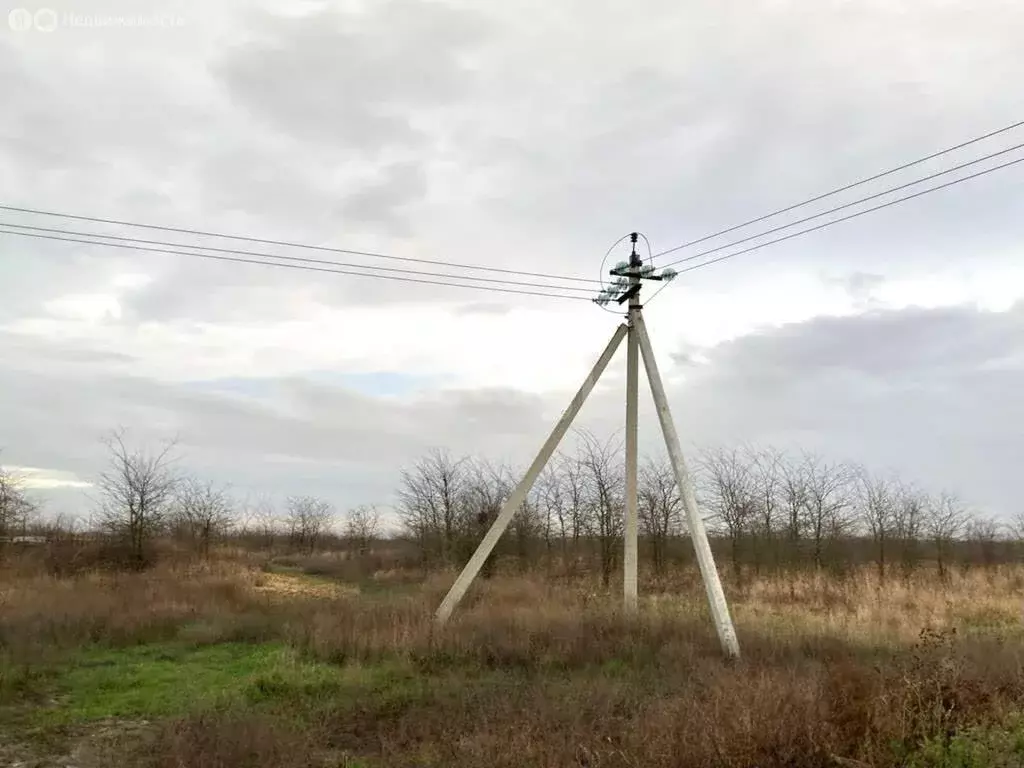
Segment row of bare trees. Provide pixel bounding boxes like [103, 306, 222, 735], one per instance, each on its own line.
[397, 434, 639, 584]
[396, 438, 1024, 581]
[693, 446, 1001, 579]
[84, 429, 377, 563]
[8, 429, 1023, 577]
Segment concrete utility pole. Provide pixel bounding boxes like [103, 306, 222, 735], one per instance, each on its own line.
[623, 234, 641, 614]
[633, 312, 740, 658]
[433, 233, 740, 659]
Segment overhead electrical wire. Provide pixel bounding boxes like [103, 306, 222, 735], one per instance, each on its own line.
[0, 203, 601, 286]
[671, 153, 1024, 276]
[661, 140, 1024, 270]
[652, 117, 1024, 259]
[7, 118, 1024, 307]
[641, 152, 1024, 306]
[0, 227, 593, 302]
[0, 221, 597, 295]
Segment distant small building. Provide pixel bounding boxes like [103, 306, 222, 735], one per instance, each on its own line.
[10, 535, 47, 545]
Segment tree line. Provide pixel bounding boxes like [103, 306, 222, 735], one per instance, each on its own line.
[395, 434, 1024, 582]
[0, 430, 379, 567]
[3, 429, 1022, 577]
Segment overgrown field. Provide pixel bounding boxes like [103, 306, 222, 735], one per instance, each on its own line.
[2, 549, 1023, 767]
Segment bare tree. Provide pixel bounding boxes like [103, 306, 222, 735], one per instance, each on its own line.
[1011, 511, 1024, 540]
[577, 430, 624, 587]
[397, 448, 468, 566]
[536, 463, 565, 564]
[965, 515, 1001, 568]
[801, 454, 854, 570]
[284, 495, 334, 554]
[854, 466, 897, 582]
[893, 481, 927, 574]
[698, 446, 756, 578]
[95, 428, 179, 566]
[1009, 511, 1024, 563]
[173, 476, 234, 556]
[781, 456, 810, 549]
[345, 504, 381, 556]
[749, 446, 784, 571]
[40, 511, 79, 541]
[459, 458, 514, 576]
[240, 494, 279, 551]
[638, 455, 681, 576]
[558, 450, 590, 557]
[544, 450, 590, 576]
[926, 491, 968, 580]
[1, 461, 37, 546]
[510, 493, 544, 572]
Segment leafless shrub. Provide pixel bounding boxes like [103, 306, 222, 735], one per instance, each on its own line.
[284, 495, 334, 554]
[397, 448, 469, 566]
[926, 491, 969, 579]
[698, 446, 757, 578]
[575, 430, 624, 587]
[94, 428, 180, 568]
[344, 504, 381, 556]
[854, 465, 898, 582]
[638, 455, 681, 575]
[239, 494, 280, 551]
[173, 476, 234, 556]
[801, 453, 855, 570]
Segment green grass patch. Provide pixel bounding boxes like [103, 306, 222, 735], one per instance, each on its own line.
[903, 715, 1024, 767]
[36, 641, 351, 724]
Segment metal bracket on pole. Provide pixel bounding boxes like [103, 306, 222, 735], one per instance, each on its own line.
[633, 311, 740, 658]
[434, 323, 629, 626]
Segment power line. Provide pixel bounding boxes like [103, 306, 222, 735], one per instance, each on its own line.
[0, 203, 601, 286]
[0, 228, 593, 302]
[0, 221, 597, 295]
[652, 118, 1024, 259]
[661, 140, 1024, 270]
[670, 153, 1024, 277]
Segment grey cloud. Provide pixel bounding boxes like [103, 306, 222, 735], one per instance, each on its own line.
[704, 303, 1024, 380]
[0, 331, 136, 368]
[3, 302, 1023, 522]
[0, 232, 145, 322]
[826, 272, 886, 309]
[669, 340, 704, 368]
[656, 302, 1024, 516]
[212, 0, 489, 151]
[340, 161, 428, 235]
[0, 355, 548, 516]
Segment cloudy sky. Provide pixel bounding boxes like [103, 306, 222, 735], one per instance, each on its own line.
[1, 0, 1023, 528]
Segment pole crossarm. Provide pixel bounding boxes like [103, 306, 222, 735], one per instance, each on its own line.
[434, 322, 629, 625]
[595, 232, 678, 307]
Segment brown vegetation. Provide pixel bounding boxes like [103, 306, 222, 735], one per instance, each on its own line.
[2, 542, 1022, 767]
[3, 433, 1023, 765]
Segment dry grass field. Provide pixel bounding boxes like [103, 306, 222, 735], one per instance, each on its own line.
[2, 548, 1023, 767]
